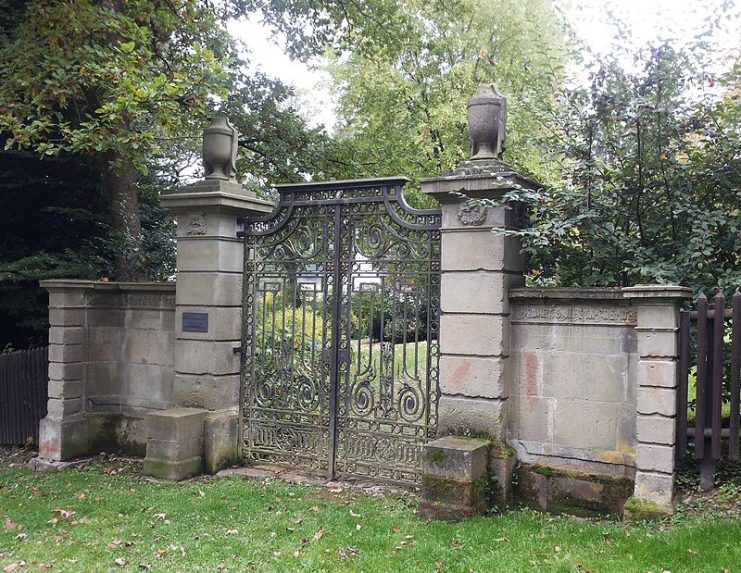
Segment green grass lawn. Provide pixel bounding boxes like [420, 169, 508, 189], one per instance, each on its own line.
[1, 454, 740, 573]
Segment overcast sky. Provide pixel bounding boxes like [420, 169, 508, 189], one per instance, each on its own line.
[229, 0, 740, 129]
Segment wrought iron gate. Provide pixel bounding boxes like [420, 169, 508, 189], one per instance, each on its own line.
[238, 178, 441, 483]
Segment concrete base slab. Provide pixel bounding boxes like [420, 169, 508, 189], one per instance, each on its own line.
[27, 455, 96, 472]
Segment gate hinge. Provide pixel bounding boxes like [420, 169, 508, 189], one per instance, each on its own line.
[233, 345, 247, 365]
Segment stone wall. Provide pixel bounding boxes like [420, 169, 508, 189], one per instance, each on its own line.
[509, 288, 639, 478]
[40, 280, 176, 458]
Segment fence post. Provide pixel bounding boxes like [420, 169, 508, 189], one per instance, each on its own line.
[623, 285, 691, 516]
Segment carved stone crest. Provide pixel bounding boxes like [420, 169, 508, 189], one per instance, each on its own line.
[187, 213, 207, 236]
[457, 203, 487, 226]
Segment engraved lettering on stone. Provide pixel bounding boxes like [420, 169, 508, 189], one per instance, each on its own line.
[187, 213, 207, 236]
[512, 303, 637, 325]
[457, 203, 487, 226]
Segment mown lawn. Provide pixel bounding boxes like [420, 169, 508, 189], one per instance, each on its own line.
[1, 452, 739, 573]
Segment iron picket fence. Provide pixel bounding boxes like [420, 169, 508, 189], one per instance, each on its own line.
[0, 346, 48, 446]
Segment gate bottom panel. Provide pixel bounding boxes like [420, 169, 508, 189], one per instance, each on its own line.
[335, 429, 425, 483]
[246, 419, 329, 473]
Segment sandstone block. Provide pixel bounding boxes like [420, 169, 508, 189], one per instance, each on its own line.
[632, 472, 674, 509]
[48, 343, 83, 364]
[439, 314, 508, 357]
[175, 340, 240, 377]
[86, 309, 125, 328]
[46, 398, 83, 418]
[49, 308, 84, 327]
[47, 379, 84, 400]
[637, 360, 677, 388]
[637, 386, 676, 417]
[553, 400, 618, 450]
[439, 355, 506, 399]
[204, 410, 239, 474]
[49, 326, 83, 344]
[512, 395, 552, 443]
[543, 353, 627, 403]
[636, 415, 676, 446]
[441, 230, 523, 272]
[423, 436, 489, 480]
[635, 444, 674, 474]
[635, 329, 678, 358]
[87, 328, 124, 362]
[172, 374, 240, 410]
[38, 415, 89, 461]
[143, 456, 203, 481]
[437, 395, 506, 438]
[176, 271, 242, 307]
[48, 290, 86, 308]
[176, 238, 244, 273]
[441, 272, 513, 314]
[129, 310, 163, 330]
[48, 362, 83, 382]
[146, 407, 207, 442]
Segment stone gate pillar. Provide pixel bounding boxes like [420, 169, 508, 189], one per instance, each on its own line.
[421, 85, 541, 441]
[623, 285, 691, 516]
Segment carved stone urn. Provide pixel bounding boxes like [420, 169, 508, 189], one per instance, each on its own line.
[467, 84, 507, 160]
[203, 117, 238, 181]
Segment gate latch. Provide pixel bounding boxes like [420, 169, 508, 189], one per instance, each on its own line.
[233, 345, 247, 365]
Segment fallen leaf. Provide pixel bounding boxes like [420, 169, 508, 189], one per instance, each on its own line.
[313, 528, 325, 541]
[294, 516, 304, 524]
[4, 561, 25, 573]
[392, 526, 401, 533]
[113, 558, 128, 567]
[52, 509, 75, 520]
[15, 533, 28, 541]
[349, 510, 360, 517]
[77, 494, 86, 500]
[225, 529, 239, 537]
[4, 518, 21, 531]
[435, 561, 442, 572]
[154, 513, 167, 520]
[309, 506, 320, 513]
[138, 565, 151, 571]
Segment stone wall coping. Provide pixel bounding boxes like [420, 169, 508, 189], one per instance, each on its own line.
[40, 280, 176, 293]
[622, 285, 692, 300]
[510, 287, 627, 301]
[421, 170, 540, 202]
[160, 190, 273, 214]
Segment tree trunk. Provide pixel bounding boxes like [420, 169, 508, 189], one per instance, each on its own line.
[104, 151, 143, 281]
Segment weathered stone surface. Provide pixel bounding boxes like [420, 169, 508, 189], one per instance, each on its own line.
[143, 456, 203, 481]
[146, 408, 207, 442]
[636, 386, 676, 417]
[176, 238, 244, 273]
[175, 271, 242, 307]
[439, 314, 508, 357]
[439, 355, 506, 399]
[86, 309, 125, 328]
[637, 360, 677, 388]
[49, 308, 84, 327]
[423, 436, 489, 480]
[441, 272, 516, 315]
[635, 444, 674, 474]
[204, 410, 238, 474]
[172, 374, 240, 410]
[48, 362, 83, 382]
[126, 330, 174, 366]
[512, 395, 552, 443]
[441, 230, 523, 272]
[87, 327, 125, 362]
[635, 329, 678, 359]
[48, 290, 86, 308]
[420, 436, 489, 520]
[48, 326, 83, 345]
[437, 395, 506, 438]
[176, 340, 240, 376]
[636, 415, 676, 445]
[517, 464, 633, 518]
[553, 400, 618, 450]
[543, 353, 627, 403]
[513, 440, 636, 479]
[128, 364, 174, 404]
[46, 398, 83, 418]
[631, 472, 674, 509]
[489, 446, 517, 510]
[47, 380, 83, 400]
[38, 415, 89, 461]
[48, 343, 83, 363]
[147, 437, 203, 460]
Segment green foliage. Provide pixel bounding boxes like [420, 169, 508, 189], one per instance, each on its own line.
[493, 38, 741, 293]
[320, 0, 569, 204]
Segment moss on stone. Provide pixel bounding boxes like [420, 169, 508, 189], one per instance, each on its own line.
[421, 475, 453, 499]
[428, 449, 445, 466]
[623, 496, 671, 521]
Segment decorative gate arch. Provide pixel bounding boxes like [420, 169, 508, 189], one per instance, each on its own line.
[238, 178, 441, 483]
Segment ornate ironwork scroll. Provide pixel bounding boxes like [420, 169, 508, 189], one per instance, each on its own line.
[239, 177, 441, 484]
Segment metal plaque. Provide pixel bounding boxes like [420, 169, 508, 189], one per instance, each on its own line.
[182, 312, 209, 333]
